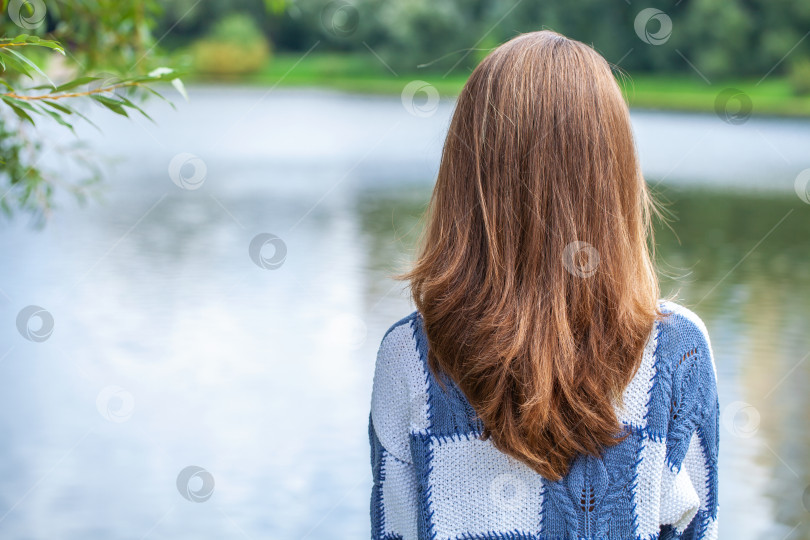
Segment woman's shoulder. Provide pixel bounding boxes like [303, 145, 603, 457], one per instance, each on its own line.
[370, 309, 427, 463]
[657, 299, 712, 341]
[655, 299, 716, 374]
[379, 309, 420, 344]
[655, 300, 717, 392]
[373, 308, 426, 393]
[375, 310, 422, 371]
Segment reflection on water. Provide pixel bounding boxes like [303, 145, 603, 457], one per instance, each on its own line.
[0, 89, 809, 539]
[650, 189, 810, 540]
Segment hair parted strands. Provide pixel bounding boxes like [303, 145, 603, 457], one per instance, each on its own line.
[393, 30, 666, 482]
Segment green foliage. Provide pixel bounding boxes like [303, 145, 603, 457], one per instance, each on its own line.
[211, 12, 268, 44]
[154, 0, 277, 50]
[190, 13, 271, 78]
[788, 58, 810, 96]
[0, 1, 184, 223]
[148, 0, 810, 81]
[679, 0, 755, 79]
[0, 0, 169, 72]
[250, 0, 810, 80]
[358, 0, 484, 73]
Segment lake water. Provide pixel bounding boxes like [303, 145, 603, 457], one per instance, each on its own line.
[1, 86, 809, 539]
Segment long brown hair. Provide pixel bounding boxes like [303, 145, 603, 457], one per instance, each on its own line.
[394, 30, 664, 481]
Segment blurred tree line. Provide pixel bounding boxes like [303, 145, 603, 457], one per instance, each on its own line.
[158, 0, 810, 80]
[2, 0, 809, 222]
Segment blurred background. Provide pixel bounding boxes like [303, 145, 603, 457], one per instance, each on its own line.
[1, 0, 809, 538]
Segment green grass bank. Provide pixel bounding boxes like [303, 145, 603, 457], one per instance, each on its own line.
[187, 52, 810, 117]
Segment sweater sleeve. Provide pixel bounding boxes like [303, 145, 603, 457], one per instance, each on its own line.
[369, 413, 420, 539]
[659, 310, 720, 540]
[368, 321, 421, 540]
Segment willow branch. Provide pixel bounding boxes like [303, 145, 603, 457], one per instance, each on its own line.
[2, 81, 144, 101]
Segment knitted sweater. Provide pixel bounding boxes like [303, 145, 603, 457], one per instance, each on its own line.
[368, 300, 720, 540]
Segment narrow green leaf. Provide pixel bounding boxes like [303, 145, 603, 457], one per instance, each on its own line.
[40, 106, 75, 133]
[54, 76, 101, 92]
[28, 41, 65, 54]
[4, 35, 64, 53]
[90, 94, 128, 117]
[140, 84, 177, 110]
[7, 96, 37, 111]
[0, 49, 33, 77]
[4, 48, 55, 88]
[118, 95, 154, 122]
[41, 99, 73, 114]
[171, 78, 188, 102]
[1, 96, 35, 125]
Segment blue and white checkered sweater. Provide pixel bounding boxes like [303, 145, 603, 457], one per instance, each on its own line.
[368, 300, 720, 540]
